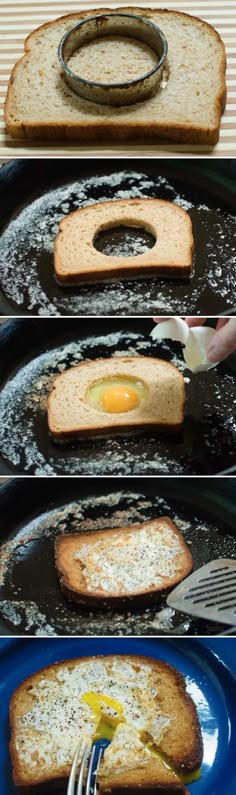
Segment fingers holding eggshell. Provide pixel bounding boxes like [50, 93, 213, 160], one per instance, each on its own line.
[207, 318, 236, 362]
[151, 318, 219, 373]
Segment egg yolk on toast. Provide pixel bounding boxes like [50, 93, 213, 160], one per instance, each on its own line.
[81, 692, 201, 785]
[100, 385, 140, 413]
[81, 692, 124, 741]
[142, 737, 201, 784]
[86, 377, 147, 414]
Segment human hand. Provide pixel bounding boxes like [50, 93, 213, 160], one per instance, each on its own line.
[153, 318, 236, 363]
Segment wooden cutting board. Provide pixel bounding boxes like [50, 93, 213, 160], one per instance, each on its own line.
[0, 0, 236, 157]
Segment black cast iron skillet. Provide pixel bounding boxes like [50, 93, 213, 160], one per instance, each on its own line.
[0, 476, 235, 637]
[0, 159, 236, 316]
[0, 318, 236, 476]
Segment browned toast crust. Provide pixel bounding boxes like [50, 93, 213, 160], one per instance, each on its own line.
[55, 518, 193, 608]
[10, 654, 203, 792]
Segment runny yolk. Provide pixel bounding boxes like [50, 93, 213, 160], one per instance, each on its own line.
[81, 692, 201, 784]
[142, 739, 201, 785]
[81, 692, 124, 741]
[99, 385, 140, 413]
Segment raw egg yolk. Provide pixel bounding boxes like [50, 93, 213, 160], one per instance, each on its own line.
[81, 692, 124, 741]
[99, 385, 140, 413]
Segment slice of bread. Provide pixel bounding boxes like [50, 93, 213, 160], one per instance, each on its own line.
[5, 7, 226, 144]
[55, 517, 193, 608]
[47, 356, 186, 441]
[10, 654, 203, 792]
[54, 199, 193, 284]
[99, 724, 188, 795]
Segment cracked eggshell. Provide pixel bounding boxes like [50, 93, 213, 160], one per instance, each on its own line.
[150, 319, 219, 374]
[151, 318, 189, 347]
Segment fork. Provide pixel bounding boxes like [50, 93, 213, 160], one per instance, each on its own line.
[67, 740, 104, 795]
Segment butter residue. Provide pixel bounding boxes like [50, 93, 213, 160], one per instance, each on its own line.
[151, 318, 219, 373]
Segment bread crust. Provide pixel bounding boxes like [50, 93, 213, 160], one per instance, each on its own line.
[10, 654, 203, 792]
[47, 356, 186, 441]
[54, 198, 194, 284]
[55, 517, 193, 608]
[5, 7, 226, 144]
[100, 788, 188, 795]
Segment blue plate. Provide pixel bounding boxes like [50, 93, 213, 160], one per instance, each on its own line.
[1, 637, 236, 795]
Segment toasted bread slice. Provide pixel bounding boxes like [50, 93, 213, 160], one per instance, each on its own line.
[54, 199, 193, 285]
[99, 724, 188, 795]
[55, 518, 192, 608]
[47, 356, 185, 441]
[5, 8, 226, 145]
[10, 654, 203, 792]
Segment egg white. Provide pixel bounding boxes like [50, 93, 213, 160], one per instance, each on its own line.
[87, 376, 148, 412]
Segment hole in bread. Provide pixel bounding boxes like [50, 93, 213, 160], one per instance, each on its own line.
[93, 225, 156, 257]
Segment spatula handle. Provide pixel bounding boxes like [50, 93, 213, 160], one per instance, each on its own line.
[218, 626, 236, 636]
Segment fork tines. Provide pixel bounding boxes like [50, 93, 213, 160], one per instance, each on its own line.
[67, 740, 102, 795]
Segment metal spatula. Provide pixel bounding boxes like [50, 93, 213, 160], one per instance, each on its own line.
[166, 559, 236, 626]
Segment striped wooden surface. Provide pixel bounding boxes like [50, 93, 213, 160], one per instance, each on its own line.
[0, 0, 236, 157]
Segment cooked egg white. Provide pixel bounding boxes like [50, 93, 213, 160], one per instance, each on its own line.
[100, 723, 154, 773]
[17, 659, 169, 769]
[16, 659, 200, 785]
[100, 724, 201, 785]
[74, 523, 186, 594]
[86, 376, 148, 414]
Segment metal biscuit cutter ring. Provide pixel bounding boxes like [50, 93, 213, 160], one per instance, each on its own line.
[58, 13, 168, 106]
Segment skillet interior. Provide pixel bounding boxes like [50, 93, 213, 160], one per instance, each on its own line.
[0, 159, 236, 316]
[0, 476, 235, 637]
[0, 318, 236, 476]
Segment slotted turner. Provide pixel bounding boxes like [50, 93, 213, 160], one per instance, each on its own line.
[166, 559, 236, 626]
